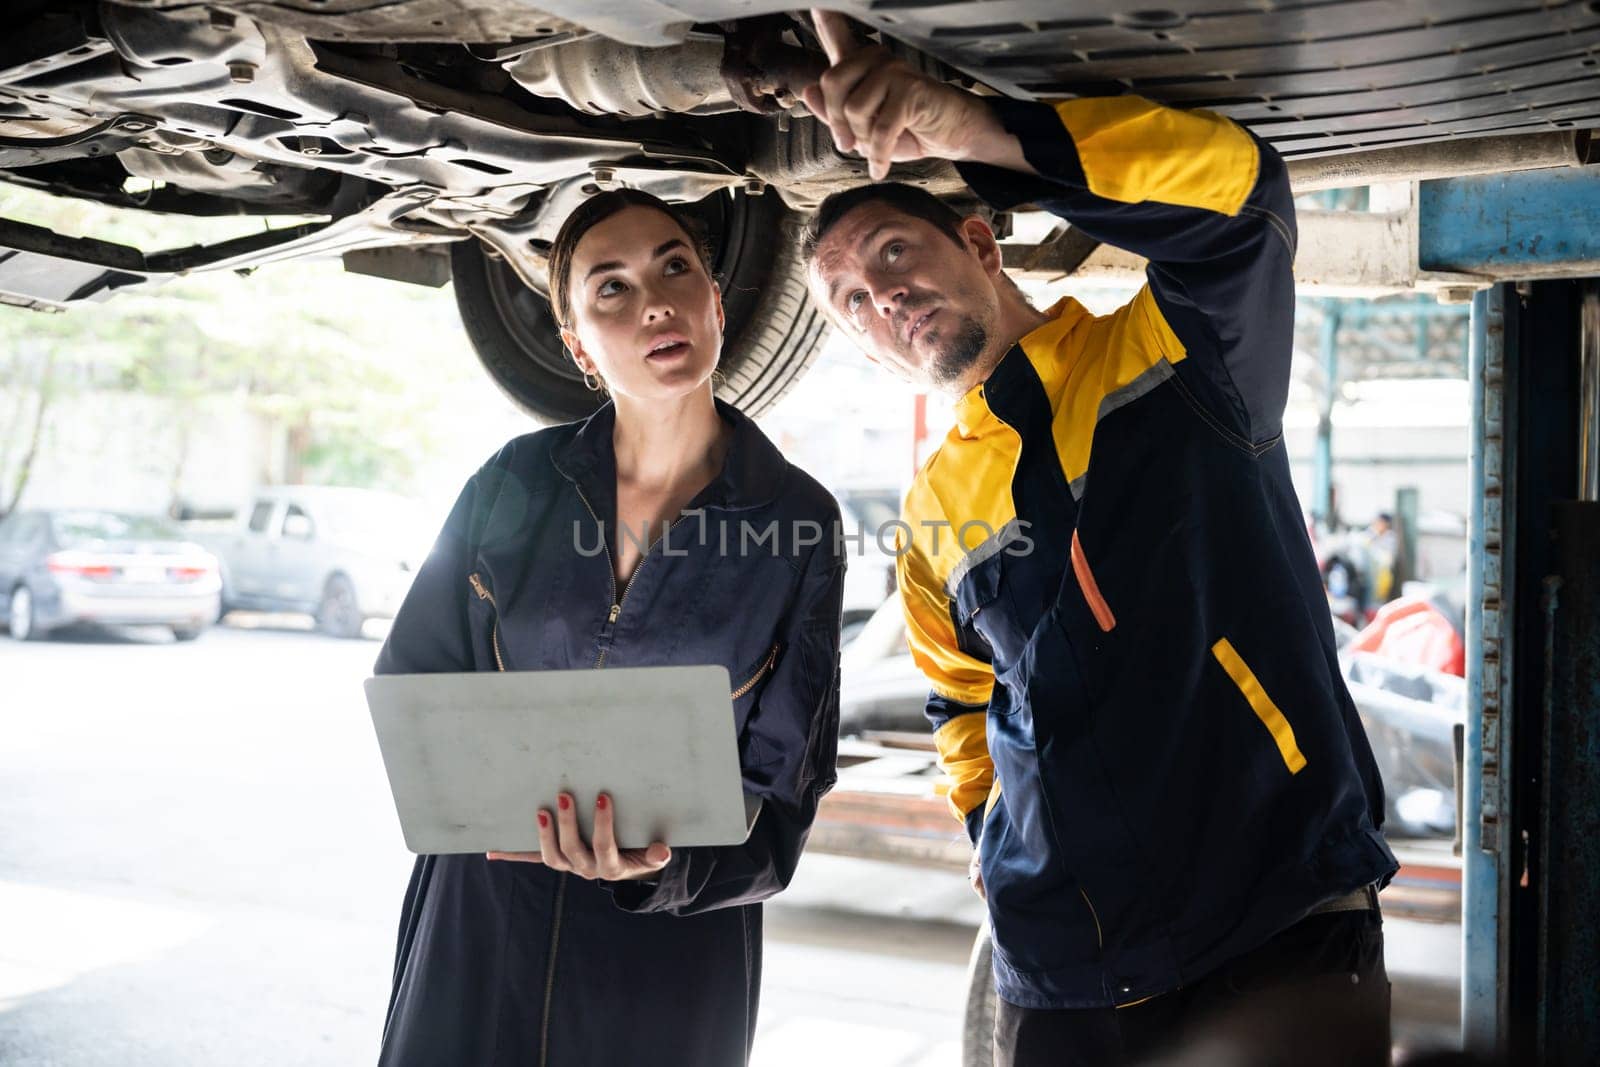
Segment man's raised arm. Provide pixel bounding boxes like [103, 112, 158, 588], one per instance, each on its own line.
[803, 9, 1298, 444]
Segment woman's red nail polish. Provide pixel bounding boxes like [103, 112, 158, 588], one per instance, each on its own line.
[558, 795, 570, 811]
[597, 794, 609, 810]
[538, 812, 549, 828]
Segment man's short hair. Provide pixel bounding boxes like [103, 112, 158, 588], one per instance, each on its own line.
[801, 183, 968, 261]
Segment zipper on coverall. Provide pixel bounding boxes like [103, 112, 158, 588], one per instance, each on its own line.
[468, 497, 779, 1063]
[468, 570, 566, 1065]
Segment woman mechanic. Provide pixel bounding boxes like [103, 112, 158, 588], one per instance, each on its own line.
[371, 187, 851, 1062]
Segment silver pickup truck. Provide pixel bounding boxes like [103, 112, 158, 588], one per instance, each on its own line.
[192, 486, 429, 638]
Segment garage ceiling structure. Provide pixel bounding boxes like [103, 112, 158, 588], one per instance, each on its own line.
[906, 0, 1600, 297]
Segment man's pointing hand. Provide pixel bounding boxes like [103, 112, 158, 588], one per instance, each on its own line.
[800, 9, 1021, 180]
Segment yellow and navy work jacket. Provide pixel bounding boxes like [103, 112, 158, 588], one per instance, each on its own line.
[899, 97, 1398, 1010]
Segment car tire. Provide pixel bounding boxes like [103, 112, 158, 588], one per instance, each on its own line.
[316, 574, 365, 639]
[8, 585, 42, 642]
[215, 567, 233, 623]
[171, 626, 204, 642]
[450, 188, 827, 424]
[962, 923, 997, 1067]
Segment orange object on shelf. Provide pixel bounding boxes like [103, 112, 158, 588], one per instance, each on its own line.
[1349, 597, 1465, 677]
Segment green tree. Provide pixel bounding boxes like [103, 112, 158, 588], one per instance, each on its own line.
[0, 181, 488, 512]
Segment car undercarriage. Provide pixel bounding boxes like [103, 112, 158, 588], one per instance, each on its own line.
[3, 1, 1598, 420]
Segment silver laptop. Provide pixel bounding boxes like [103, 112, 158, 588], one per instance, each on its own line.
[365, 665, 759, 855]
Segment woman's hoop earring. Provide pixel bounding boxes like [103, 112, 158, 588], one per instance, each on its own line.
[582, 371, 601, 392]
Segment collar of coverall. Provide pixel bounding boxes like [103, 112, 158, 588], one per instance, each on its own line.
[550, 395, 787, 513]
[952, 296, 1084, 438]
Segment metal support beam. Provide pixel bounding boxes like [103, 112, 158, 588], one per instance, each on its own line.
[1582, 282, 1600, 501]
[1535, 501, 1600, 1061]
[1420, 169, 1600, 280]
[1394, 486, 1419, 592]
[1002, 200, 1484, 298]
[1468, 281, 1596, 1061]
[1285, 130, 1594, 193]
[1312, 302, 1340, 527]
[1007, 165, 1600, 297]
[1463, 285, 1512, 1054]
[1530, 282, 1600, 1057]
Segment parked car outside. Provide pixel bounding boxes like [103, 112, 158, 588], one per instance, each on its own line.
[840, 593, 1465, 839]
[832, 485, 901, 639]
[189, 486, 429, 638]
[838, 593, 937, 732]
[0, 509, 220, 641]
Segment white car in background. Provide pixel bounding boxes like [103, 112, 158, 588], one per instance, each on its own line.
[832, 486, 901, 641]
[191, 486, 430, 638]
[0, 509, 221, 642]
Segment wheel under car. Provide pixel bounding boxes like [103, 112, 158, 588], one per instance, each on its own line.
[452, 188, 826, 425]
[8, 585, 41, 642]
[316, 574, 365, 640]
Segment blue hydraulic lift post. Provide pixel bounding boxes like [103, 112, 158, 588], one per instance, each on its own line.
[1421, 164, 1600, 1058]
[1462, 286, 1511, 1054]
[1427, 163, 1600, 1055]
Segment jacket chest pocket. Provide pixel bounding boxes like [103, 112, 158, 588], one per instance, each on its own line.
[954, 559, 998, 629]
[730, 640, 781, 734]
[956, 549, 1042, 674]
[1069, 530, 1117, 634]
[731, 642, 780, 700]
[1210, 635, 1308, 776]
[466, 572, 507, 672]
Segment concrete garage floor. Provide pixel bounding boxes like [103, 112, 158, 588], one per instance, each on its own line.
[0, 624, 1459, 1066]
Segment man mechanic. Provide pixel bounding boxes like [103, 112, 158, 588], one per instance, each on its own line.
[799, 10, 1399, 1065]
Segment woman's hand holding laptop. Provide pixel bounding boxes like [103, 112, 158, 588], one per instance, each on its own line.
[486, 791, 672, 882]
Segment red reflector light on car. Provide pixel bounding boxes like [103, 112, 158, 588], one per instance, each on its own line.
[46, 553, 115, 578]
[169, 566, 212, 581]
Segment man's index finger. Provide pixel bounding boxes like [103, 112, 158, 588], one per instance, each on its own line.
[810, 9, 860, 65]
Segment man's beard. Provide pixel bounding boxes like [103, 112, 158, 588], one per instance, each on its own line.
[927, 314, 989, 387]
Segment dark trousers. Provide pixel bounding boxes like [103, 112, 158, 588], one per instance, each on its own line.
[995, 910, 1390, 1067]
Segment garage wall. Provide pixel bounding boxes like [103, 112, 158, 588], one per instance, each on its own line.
[1285, 422, 1470, 522]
